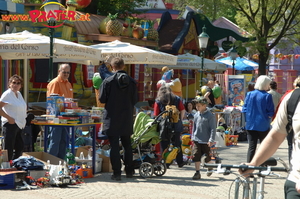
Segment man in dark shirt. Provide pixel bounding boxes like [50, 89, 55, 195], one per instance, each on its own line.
[99, 58, 138, 181]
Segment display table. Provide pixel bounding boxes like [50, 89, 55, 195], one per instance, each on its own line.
[34, 123, 99, 174]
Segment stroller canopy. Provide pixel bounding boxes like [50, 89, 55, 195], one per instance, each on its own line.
[132, 112, 160, 148]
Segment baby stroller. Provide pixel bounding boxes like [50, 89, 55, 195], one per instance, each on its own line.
[131, 111, 168, 178]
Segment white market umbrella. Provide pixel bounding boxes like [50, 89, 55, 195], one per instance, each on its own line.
[0, 31, 102, 102]
[0, 31, 102, 65]
[90, 40, 177, 65]
[148, 53, 227, 71]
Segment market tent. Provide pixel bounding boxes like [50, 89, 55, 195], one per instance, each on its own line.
[90, 40, 177, 65]
[148, 53, 226, 71]
[0, 31, 102, 65]
[0, 31, 102, 101]
[215, 57, 258, 71]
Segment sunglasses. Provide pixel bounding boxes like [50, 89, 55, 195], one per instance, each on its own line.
[62, 71, 70, 75]
[12, 81, 21, 85]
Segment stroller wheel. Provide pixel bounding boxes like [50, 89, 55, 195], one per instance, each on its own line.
[153, 161, 167, 176]
[139, 162, 154, 178]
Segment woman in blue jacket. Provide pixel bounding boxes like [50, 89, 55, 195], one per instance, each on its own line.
[242, 75, 274, 163]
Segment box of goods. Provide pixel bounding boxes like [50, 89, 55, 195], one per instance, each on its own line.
[0, 170, 26, 190]
[46, 96, 65, 116]
[27, 170, 48, 180]
[58, 115, 80, 124]
[0, 173, 15, 189]
[75, 146, 105, 173]
[76, 168, 93, 178]
[64, 101, 78, 109]
[22, 152, 64, 167]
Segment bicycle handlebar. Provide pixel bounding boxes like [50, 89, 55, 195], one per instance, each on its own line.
[204, 163, 288, 172]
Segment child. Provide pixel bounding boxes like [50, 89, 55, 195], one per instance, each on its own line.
[191, 96, 216, 180]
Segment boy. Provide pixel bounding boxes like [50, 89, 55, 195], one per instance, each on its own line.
[191, 96, 216, 180]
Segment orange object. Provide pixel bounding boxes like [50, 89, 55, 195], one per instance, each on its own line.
[76, 168, 93, 178]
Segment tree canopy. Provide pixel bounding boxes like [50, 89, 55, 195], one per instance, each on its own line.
[229, 0, 300, 75]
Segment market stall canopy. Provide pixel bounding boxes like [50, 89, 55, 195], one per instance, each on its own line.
[89, 40, 177, 65]
[215, 57, 258, 71]
[0, 31, 102, 65]
[148, 53, 226, 71]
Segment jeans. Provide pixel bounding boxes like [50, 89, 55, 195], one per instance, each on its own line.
[108, 135, 133, 176]
[284, 179, 300, 199]
[247, 129, 269, 163]
[48, 127, 68, 159]
[3, 123, 24, 161]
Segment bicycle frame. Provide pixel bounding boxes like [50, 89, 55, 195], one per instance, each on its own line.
[204, 157, 288, 199]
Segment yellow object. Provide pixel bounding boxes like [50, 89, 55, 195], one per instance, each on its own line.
[224, 134, 239, 146]
[163, 105, 179, 123]
[169, 78, 182, 97]
[165, 147, 178, 164]
[181, 134, 191, 156]
[201, 86, 207, 96]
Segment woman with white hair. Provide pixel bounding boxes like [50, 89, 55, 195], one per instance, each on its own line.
[242, 75, 274, 162]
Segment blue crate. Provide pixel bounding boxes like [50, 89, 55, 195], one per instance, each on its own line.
[0, 173, 15, 190]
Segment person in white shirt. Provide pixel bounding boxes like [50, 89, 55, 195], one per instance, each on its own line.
[240, 90, 300, 198]
[0, 74, 27, 161]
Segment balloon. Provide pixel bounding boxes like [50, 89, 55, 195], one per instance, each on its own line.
[92, 73, 102, 89]
[201, 86, 207, 96]
[213, 86, 222, 98]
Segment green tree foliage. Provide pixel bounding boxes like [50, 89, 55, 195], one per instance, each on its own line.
[228, 0, 300, 75]
[81, 0, 147, 18]
[165, 0, 236, 22]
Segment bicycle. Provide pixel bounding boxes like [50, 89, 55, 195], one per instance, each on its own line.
[203, 157, 289, 199]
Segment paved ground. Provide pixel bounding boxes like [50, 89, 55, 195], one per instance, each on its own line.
[1, 140, 289, 199]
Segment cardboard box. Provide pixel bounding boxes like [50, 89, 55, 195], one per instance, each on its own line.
[75, 146, 92, 158]
[1, 150, 8, 162]
[46, 96, 65, 116]
[27, 170, 48, 180]
[98, 154, 112, 173]
[76, 146, 112, 172]
[22, 152, 64, 166]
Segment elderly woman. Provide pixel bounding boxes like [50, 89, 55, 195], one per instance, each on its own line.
[0, 74, 27, 161]
[242, 75, 274, 163]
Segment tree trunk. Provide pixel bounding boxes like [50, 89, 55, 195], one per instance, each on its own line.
[258, 48, 270, 76]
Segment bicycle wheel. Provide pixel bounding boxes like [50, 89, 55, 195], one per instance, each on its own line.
[153, 161, 167, 176]
[139, 162, 154, 178]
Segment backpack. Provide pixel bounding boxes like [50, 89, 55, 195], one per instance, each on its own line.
[286, 88, 300, 133]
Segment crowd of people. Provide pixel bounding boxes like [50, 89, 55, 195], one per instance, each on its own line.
[1, 59, 300, 196]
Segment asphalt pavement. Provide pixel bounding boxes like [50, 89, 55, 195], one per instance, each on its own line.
[0, 140, 289, 199]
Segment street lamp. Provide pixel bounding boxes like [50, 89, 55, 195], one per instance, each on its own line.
[230, 47, 238, 75]
[198, 25, 209, 87]
[43, 0, 60, 81]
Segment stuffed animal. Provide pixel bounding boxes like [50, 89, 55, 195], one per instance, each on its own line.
[181, 134, 192, 156]
[161, 66, 173, 83]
